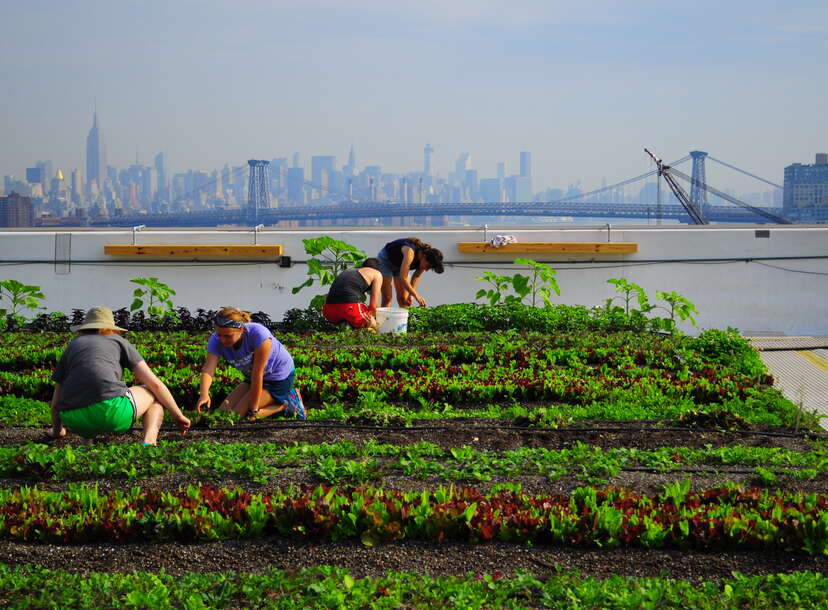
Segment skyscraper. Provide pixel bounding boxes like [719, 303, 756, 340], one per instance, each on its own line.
[311, 155, 336, 199]
[518, 152, 533, 201]
[86, 111, 107, 189]
[154, 152, 167, 200]
[0, 192, 34, 227]
[424, 142, 433, 176]
[346, 145, 356, 175]
[784, 153, 828, 221]
[287, 167, 306, 204]
[519, 152, 531, 178]
[70, 169, 82, 205]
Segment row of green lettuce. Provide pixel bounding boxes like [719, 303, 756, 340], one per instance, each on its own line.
[0, 393, 809, 430]
[3, 440, 825, 486]
[1, 328, 812, 428]
[0, 564, 825, 609]
[0, 392, 818, 428]
[1, 327, 766, 377]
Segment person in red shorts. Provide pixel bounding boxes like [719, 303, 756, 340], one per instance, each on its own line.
[323, 258, 383, 330]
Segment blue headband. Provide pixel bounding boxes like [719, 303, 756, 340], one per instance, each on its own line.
[213, 314, 244, 328]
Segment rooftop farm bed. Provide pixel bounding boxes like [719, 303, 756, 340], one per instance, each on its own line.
[0, 328, 825, 607]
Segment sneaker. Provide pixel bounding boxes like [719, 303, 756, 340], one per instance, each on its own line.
[285, 388, 306, 420]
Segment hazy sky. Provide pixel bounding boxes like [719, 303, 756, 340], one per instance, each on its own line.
[1, 0, 826, 194]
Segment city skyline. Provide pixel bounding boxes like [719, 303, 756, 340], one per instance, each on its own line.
[0, 109, 805, 203]
[1, 1, 826, 195]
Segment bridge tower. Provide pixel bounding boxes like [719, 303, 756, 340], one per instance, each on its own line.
[689, 151, 709, 214]
[247, 160, 270, 223]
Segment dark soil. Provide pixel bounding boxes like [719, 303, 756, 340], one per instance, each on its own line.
[1, 538, 824, 583]
[1, 418, 821, 453]
[2, 468, 826, 497]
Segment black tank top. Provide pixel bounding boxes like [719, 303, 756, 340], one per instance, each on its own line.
[326, 268, 370, 304]
[383, 238, 420, 270]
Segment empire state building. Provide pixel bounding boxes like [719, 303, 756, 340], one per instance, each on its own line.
[86, 111, 107, 188]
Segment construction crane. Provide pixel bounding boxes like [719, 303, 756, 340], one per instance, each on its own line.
[645, 148, 706, 224]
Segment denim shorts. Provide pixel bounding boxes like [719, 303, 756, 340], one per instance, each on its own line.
[246, 370, 295, 405]
[377, 248, 400, 278]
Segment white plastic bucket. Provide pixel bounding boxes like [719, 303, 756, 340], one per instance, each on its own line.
[375, 307, 409, 334]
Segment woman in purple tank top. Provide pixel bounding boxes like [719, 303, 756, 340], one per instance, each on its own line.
[196, 307, 305, 420]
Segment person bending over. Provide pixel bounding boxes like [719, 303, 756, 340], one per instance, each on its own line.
[48, 306, 191, 445]
[377, 237, 444, 308]
[196, 307, 305, 420]
[323, 258, 383, 330]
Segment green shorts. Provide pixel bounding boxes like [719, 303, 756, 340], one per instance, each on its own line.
[60, 392, 137, 438]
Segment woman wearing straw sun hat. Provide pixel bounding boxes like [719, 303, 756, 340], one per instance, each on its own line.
[48, 306, 191, 445]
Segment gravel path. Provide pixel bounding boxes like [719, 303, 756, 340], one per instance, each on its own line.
[0, 418, 820, 453]
[1, 539, 823, 583]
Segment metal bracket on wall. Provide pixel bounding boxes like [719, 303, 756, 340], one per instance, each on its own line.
[132, 225, 146, 245]
[252, 224, 265, 245]
[54, 233, 71, 274]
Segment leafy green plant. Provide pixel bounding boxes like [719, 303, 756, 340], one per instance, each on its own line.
[0, 279, 45, 321]
[292, 236, 366, 309]
[513, 258, 560, 307]
[753, 466, 778, 486]
[606, 278, 651, 315]
[129, 277, 176, 317]
[474, 271, 517, 306]
[652, 290, 698, 334]
[693, 328, 766, 377]
[3, 565, 827, 610]
[474, 258, 559, 307]
[595, 278, 655, 331]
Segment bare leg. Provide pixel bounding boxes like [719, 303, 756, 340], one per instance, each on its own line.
[234, 388, 283, 419]
[218, 383, 251, 413]
[47, 386, 67, 439]
[48, 406, 67, 438]
[129, 385, 165, 445]
[257, 401, 288, 419]
[381, 276, 393, 307]
[393, 276, 410, 307]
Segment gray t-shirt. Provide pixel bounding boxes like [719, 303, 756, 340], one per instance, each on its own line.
[52, 334, 144, 412]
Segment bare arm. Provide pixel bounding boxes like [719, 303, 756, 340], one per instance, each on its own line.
[49, 384, 64, 437]
[246, 338, 272, 414]
[367, 270, 382, 312]
[398, 246, 427, 307]
[196, 353, 220, 412]
[133, 360, 187, 422]
[409, 267, 425, 291]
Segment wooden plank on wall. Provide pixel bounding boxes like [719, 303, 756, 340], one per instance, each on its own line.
[457, 241, 637, 254]
[104, 244, 283, 258]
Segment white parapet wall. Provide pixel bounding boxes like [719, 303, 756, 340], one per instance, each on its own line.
[0, 225, 826, 335]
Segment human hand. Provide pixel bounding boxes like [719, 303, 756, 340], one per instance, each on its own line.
[177, 415, 191, 436]
[416, 295, 427, 307]
[195, 394, 211, 414]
